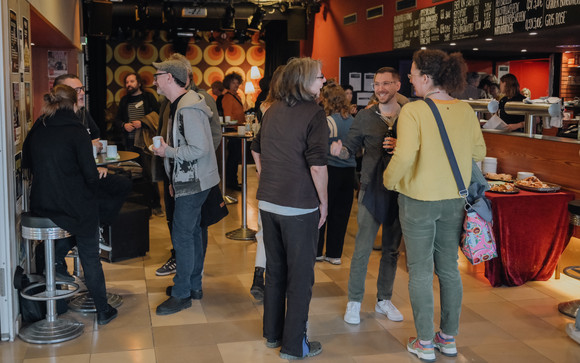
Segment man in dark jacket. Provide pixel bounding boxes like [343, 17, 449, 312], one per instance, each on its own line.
[116, 72, 162, 216]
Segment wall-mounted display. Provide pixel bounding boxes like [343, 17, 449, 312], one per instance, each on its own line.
[10, 10, 19, 73]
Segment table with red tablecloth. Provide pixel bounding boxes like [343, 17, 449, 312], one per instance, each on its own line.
[484, 189, 574, 287]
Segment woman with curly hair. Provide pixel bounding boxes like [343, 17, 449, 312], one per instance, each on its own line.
[316, 84, 356, 265]
[384, 49, 486, 361]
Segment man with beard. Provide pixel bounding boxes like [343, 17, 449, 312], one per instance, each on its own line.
[116, 72, 162, 216]
[330, 67, 408, 326]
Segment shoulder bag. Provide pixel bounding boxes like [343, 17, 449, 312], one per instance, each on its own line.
[424, 98, 497, 265]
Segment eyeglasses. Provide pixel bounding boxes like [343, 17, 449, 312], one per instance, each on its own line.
[74, 86, 85, 94]
[153, 72, 169, 80]
[373, 81, 397, 88]
[316, 74, 325, 80]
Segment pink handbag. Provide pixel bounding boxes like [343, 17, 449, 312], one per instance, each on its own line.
[461, 210, 497, 265]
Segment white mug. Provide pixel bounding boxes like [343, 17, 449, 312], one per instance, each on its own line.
[99, 140, 108, 153]
[107, 145, 117, 158]
[153, 136, 162, 148]
[219, 116, 224, 123]
[237, 126, 246, 135]
[225, 116, 231, 123]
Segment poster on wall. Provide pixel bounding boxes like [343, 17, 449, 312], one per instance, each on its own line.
[15, 152, 22, 204]
[12, 83, 21, 145]
[48, 50, 68, 78]
[10, 10, 19, 73]
[363, 73, 375, 92]
[23, 17, 31, 73]
[349, 72, 362, 91]
[25, 82, 32, 132]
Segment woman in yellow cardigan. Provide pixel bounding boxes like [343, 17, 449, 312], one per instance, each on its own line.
[383, 49, 486, 362]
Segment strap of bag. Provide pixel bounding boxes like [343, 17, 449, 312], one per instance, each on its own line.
[424, 98, 468, 199]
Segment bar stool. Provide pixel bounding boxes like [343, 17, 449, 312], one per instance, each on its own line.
[558, 200, 580, 318]
[19, 212, 84, 344]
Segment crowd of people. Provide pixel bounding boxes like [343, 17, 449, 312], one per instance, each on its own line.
[25, 45, 576, 360]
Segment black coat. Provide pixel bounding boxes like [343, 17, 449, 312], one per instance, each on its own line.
[23, 109, 99, 237]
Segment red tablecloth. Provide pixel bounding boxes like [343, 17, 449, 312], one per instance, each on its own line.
[484, 189, 574, 287]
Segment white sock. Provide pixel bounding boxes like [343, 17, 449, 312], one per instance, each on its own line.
[439, 331, 453, 340]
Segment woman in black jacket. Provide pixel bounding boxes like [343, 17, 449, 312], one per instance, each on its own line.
[23, 84, 117, 325]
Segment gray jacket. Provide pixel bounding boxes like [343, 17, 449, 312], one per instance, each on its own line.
[164, 90, 220, 197]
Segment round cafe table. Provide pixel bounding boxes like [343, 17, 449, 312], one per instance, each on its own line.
[223, 132, 256, 241]
[96, 150, 139, 166]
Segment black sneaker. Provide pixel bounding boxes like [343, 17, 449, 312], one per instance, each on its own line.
[54, 263, 75, 282]
[279, 340, 322, 360]
[156, 256, 176, 276]
[165, 285, 203, 300]
[250, 267, 265, 301]
[97, 304, 118, 325]
[156, 296, 192, 316]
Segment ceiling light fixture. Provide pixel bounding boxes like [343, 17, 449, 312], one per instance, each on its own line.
[221, 2, 236, 31]
[450, 43, 456, 46]
[247, 6, 266, 33]
[521, 49, 527, 52]
[485, 38, 492, 41]
[529, 32, 537, 35]
[473, 47, 479, 51]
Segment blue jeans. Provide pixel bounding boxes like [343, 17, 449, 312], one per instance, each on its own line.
[347, 189, 402, 302]
[171, 189, 210, 298]
[398, 194, 464, 341]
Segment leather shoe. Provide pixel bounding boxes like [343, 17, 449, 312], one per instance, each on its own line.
[227, 183, 242, 191]
[166, 285, 203, 300]
[97, 305, 118, 325]
[156, 296, 192, 315]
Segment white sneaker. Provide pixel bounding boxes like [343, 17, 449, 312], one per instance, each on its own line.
[566, 323, 580, 345]
[344, 301, 361, 325]
[375, 300, 403, 322]
[324, 256, 341, 265]
[315, 256, 325, 262]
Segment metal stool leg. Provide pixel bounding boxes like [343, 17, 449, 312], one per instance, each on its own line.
[19, 238, 84, 344]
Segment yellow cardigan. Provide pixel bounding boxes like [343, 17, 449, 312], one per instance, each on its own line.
[383, 98, 486, 201]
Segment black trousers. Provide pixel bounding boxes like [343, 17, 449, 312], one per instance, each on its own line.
[317, 166, 355, 258]
[261, 209, 319, 357]
[225, 138, 241, 187]
[76, 227, 109, 313]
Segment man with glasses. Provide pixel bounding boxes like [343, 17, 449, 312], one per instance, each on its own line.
[151, 59, 219, 315]
[116, 72, 163, 216]
[330, 67, 408, 326]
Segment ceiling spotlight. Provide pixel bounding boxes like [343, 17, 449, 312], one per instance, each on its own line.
[485, 38, 492, 41]
[222, 3, 236, 31]
[450, 43, 456, 46]
[473, 48, 479, 51]
[420, 47, 426, 50]
[521, 49, 527, 52]
[247, 7, 265, 33]
[529, 32, 538, 35]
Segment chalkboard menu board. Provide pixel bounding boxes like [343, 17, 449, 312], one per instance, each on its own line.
[393, 0, 580, 49]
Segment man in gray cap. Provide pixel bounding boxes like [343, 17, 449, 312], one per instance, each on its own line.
[151, 59, 220, 315]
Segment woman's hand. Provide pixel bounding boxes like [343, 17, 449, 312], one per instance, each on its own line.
[330, 140, 343, 156]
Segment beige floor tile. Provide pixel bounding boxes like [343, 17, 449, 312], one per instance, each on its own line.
[103, 268, 145, 282]
[522, 337, 580, 363]
[23, 353, 90, 363]
[463, 300, 533, 322]
[204, 319, 264, 343]
[314, 330, 402, 356]
[217, 340, 286, 363]
[201, 299, 261, 323]
[312, 282, 348, 299]
[89, 349, 156, 363]
[471, 341, 553, 363]
[91, 326, 153, 354]
[308, 313, 385, 337]
[492, 314, 564, 340]
[105, 280, 147, 295]
[491, 284, 552, 301]
[155, 344, 223, 363]
[152, 324, 217, 347]
[309, 296, 348, 316]
[95, 293, 151, 330]
[23, 332, 94, 359]
[0, 336, 28, 363]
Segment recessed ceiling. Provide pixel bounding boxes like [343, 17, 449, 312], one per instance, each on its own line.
[30, 6, 77, 48]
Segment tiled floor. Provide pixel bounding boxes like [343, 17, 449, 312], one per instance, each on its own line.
[2, 172, 580, 362]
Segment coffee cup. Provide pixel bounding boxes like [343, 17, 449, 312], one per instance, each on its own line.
[219, 116, 224, 123]
[517, 172, 534, 180]
[225, 116, 231, 123]
[238, 126, 246, 135]
[92, 145, 97, 159]
[153, 136, 162, 148]
[106, 145, 117, 158]
[99, 140, 108, 152]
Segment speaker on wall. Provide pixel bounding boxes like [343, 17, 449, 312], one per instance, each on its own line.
[287, 9, 306, 41]
[88, 1, 112, 36]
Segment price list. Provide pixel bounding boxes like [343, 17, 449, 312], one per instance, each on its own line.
[393, 0, 580, 49]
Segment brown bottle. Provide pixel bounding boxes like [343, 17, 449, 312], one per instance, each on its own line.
[384, 126, 394, 155]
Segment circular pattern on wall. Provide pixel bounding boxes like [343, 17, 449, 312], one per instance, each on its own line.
[106, 89, 114, 107]
[191, 67, 203, 86]
[159, 44, 174, 61]
[226, 66, 245, 81]
[186, 44, 203, 65]
[225, 45, 245, 66]
[114, 65, 135, 87]
[203, 45, 224, 65]
[246, 46, 265, 66]
[138, 66, 157, 88]
[114, 88, 127, 104]
[106, 67, 113, 86]
[144, 88, 159, 101]
[114, 43, 136, 65]
[137, 43, 159, 64]
[106, 44, 113, 63]
[203, 66, 224, 88]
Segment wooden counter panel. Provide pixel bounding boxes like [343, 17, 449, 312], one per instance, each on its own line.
[483, 132, 580, 198]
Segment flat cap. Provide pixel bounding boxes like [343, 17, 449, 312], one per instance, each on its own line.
[153, 59, 188, 85]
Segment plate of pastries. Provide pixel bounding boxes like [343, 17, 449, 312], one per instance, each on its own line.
[485, 172, 513, 182]
[488, 182, 519, 194]
[515, 176, 561, 193]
